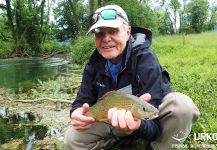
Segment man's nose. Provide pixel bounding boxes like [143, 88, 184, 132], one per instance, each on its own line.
[102, 32, 111, 42]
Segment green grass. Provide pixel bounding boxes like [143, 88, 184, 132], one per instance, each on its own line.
[152, 31, 217, 145]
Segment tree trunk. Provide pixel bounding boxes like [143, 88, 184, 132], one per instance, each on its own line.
[39, 0, 45, 48]
[5, 0, 15, 40]
[67, 0, 80, 32]
[174, 10, 177, 33]
[15, 0, 23, 52]
[89, 0, 94, 26]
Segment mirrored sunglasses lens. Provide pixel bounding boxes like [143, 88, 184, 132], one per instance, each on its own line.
[101, 9, 116, 20]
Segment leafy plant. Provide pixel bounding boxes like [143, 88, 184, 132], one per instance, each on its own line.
[71, 34, 95, 65]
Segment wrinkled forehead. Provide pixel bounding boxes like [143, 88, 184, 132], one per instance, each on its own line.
[95, 27, 118, 32]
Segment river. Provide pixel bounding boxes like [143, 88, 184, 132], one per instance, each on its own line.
[0, 57, 70, 92]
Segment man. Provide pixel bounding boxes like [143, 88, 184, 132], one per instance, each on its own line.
[64, 5, 200, 150]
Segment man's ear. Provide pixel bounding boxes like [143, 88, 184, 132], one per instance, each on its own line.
[126, 26, 131, 39]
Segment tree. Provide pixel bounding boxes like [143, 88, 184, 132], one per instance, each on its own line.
[169, 0, 181, 33]
[179, 0, 189, 33]
[5, 0, 15, 39]
[157, 10, 174, 34]
[68, 0, 80, 32]
[1, 0, 54, 56]
[186, 0, 209, 33]
[208, 5, 217, 30]
[88, 0, 94, 26]
[53, 0, 87, 41]
[105, 0, 159, 34]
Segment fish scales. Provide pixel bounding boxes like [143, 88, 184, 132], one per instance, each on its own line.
[85, 91, 159, 121]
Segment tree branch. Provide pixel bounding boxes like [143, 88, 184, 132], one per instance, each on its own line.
[15, 97, 74, 104]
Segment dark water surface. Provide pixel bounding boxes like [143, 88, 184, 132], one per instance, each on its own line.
[0, 57, 69, 92]
[0, 107, 49, 149]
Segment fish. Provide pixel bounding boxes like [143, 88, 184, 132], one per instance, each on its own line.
[85, 91, 159, 121]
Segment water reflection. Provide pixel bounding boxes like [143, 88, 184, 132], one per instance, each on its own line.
[0, 57, 69, 92]
[0, 107, 48, 149]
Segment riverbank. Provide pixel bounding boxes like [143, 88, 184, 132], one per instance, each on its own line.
[0, 87, 71, 149]
[0, 64, 82, 149]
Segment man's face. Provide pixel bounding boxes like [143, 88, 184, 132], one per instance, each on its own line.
[94, 25, 131, 63]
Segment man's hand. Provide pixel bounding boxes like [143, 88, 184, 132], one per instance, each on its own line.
[70, 103, 95, 131]
[107, 93, 151, 134]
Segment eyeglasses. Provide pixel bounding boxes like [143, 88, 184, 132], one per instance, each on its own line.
[93, 28, 119, 38]
[92, 9, 128, 25]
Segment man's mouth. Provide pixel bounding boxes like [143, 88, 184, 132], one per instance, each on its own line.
[102, 46, 115, 49]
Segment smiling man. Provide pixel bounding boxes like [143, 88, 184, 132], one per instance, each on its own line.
[64, 5, 200, 150]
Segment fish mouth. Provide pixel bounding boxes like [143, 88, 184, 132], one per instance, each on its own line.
[151, 112, 159, 119]
[143, 111, 159, 120]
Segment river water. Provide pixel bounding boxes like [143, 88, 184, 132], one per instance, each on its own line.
[0, 107, 49, 149]
[0, 57, 70, 92]
[0, 57, 71, 149]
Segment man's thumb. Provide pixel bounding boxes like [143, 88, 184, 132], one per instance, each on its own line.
[82, 103, 90, 114]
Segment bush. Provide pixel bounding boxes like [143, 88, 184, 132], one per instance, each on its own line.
[41, 41, 70, 54]
[0, 41, 14, 58]
[71, 34, 95, 65]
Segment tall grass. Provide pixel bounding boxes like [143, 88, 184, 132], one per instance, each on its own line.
[152, 31, 217, 145]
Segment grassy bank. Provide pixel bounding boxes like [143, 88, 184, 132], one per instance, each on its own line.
[152, 31, 217, 145]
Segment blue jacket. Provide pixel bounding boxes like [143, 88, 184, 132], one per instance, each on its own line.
[70, 27, 171, 141]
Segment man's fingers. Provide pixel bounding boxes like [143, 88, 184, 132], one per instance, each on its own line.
[82, 103, 90, 114]
[73, 123, 93, 131]
[140, 93, 151, 102]
[125, 111, 136, 130]
[108, 108, 117, 120]
[118, 109, 127, 129]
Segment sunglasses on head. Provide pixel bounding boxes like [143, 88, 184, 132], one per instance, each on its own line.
[92, 9, 128, 25]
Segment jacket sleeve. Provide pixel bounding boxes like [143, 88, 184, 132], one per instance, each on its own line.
[70, 63, 97, 116]
[132, 48, 170, 141]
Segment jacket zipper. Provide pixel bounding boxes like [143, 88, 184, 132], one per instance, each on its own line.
[114, 65, 127, 89]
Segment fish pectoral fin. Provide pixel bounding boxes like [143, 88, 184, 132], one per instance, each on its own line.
[132, 111, 141, 121]
[97, 118, 109, 122]
[85, 111, 95, 118]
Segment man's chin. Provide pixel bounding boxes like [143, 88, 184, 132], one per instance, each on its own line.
[102, 54, 116, 60]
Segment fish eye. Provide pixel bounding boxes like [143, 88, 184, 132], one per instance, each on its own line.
[143, 108, 146, 111]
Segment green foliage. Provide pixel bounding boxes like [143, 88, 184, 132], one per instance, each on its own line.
[0, 16, 14, 56]
[157, 10, 174, 35]
[41, 41, 70, 54]
[208, 6, 217, 30]
[186, 0, 209, 33]
[1, 0, 57, 56]
[71, 34, 95, 65]
[53, 0, 88, 40]
[19, 64, 82, 100]
[0, 41, 14, 58]
[104, 0, 159, 34]
[0, 17, 12, 41]
[152, 31, 217, 144]
[170, 0, 181, 11]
